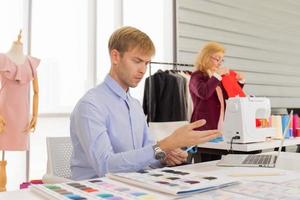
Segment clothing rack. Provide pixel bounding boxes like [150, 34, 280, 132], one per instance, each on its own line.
[149, 61, 193, 72]
[148, 61, 193, 85]
[147, 61, 193, 122]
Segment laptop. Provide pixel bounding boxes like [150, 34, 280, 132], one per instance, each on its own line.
[217, 110, 293, 168]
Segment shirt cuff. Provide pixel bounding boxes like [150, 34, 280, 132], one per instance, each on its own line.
[213, 72, 222, 81]
[143, 144, 158, 164]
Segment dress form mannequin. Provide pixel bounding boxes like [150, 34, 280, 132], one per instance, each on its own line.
[0, 30, 39, 135]
[6, 31, 26, 65]
[0, 30, 40, 191]
[0, 30, 25, 136]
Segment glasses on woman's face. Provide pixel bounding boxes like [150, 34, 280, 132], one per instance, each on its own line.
[210, 56, 224, 64]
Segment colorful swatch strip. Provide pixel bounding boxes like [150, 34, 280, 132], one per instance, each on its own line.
[31, 178, 170, 200]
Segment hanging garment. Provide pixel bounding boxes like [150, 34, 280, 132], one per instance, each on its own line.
[168, 71, 188, 118]
[179, 71, 193, 121]
[143, 70, 187, 122]
[0, 53, 40, 150]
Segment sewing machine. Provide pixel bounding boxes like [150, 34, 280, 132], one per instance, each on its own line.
[223, 97, 276, 143]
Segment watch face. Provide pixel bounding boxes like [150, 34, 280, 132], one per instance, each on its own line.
[155, 151, 166, 160]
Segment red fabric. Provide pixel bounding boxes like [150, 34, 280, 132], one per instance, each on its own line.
[296, 128, 300, 137]
[256, 119, 261, 127]
[221, 70, 246, 97]
[30, 180, 43, 184]
[20, 180, 43, 189]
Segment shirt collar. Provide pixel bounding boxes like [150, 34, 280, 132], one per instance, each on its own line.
[104, 75, 129, 100]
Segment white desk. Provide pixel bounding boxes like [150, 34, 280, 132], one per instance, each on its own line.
[197, 137, 300, 152]
[0, 188, 42, 200]
[1, 151, 300, 200]
[149, 121, 300, 153]
[178, 151, 300, 172]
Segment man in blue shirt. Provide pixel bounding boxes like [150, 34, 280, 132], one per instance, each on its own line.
[70, 26, 221, 180]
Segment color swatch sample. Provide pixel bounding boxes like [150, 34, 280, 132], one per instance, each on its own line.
[107, 167, 239, 195]
[293, 114, 299, 137]
[31, 177, 172, 200]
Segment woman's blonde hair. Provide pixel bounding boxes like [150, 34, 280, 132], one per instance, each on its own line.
[194, 41, 225, 73]
[108, 26, 155, 57]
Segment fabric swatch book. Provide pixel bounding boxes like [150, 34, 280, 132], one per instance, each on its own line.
[31, 177, 174, 200]
[107, 167, 239, 196]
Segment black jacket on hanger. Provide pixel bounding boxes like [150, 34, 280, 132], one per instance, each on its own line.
[143, 70, 187, 122]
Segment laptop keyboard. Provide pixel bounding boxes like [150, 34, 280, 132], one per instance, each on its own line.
[242, 155, 274, 165]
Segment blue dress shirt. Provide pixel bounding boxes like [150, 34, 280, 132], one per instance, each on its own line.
[70, 75, 159, 180]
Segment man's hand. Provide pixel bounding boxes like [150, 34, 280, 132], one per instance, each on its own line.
[158, 119, 222, 151]
[163, 148, 188, 166]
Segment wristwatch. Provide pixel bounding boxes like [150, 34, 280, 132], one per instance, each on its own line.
[153, 143, 166, 161]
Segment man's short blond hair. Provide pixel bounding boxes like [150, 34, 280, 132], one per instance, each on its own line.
[108, 26, 155, 56]
[194, 42, 225, 73]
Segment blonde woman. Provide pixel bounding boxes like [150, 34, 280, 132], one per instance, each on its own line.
[189, 42, 245, 162]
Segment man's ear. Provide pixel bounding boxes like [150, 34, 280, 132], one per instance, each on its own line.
[111, 49, 120, 65]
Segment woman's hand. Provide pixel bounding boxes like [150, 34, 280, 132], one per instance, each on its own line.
[236, 71, 245, 81]
[216, 67, 229, 76]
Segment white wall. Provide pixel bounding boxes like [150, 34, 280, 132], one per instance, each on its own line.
[176, 0, 300, 108]
[122, 0, 174, 103]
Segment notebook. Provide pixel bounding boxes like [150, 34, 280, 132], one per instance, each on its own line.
[217, 110, 293, 168]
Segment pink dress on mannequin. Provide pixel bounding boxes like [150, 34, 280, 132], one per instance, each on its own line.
[0, 53, 40, 151]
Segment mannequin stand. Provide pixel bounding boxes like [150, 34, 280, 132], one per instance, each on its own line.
[0, 151, 7, 192]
